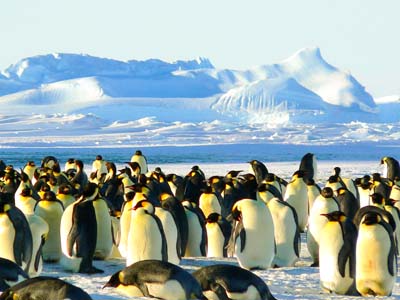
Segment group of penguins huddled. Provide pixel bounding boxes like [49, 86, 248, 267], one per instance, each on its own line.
[0, 151, 399, 299]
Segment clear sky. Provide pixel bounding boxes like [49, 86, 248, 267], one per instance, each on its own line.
[0, 0, 398, 97]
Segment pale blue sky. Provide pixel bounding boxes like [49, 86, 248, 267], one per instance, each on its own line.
[1, 0, 398, 97]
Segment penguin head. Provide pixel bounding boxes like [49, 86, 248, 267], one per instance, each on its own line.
[96, 155, 103, 161]
[58, 184, 72, 195]
[132, 199, 154, 214]
[103, 271, 122, 288]
[225, 170, 242, 179]
[206, 212, 221, 223]
[321, 211, 346, 222]
[81, 182, 99, 201]
[321, 187, 334, 198]
[135, 150, 143, 156]
[370, 193, 384, 206]
[336, 187, 347, 196]
[372, 173, 382, 182]
[333, 167, 341, 176]
[361, 211, 381, 225]
[74, 159, 84, 170]
[304, 178, 315, 186]
[20, 187, 32, 197]
[328, 175, 339, 184]
[43, 191, 57, 201]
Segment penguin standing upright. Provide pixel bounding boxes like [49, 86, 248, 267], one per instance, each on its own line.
[154, 205, 181, 265]
[307, 187, 340, 266]
[60, 183, 103, 274]
[356, 175, 372, 208]
[267, 197, 300, 267]
[198, 186, 221, 218]
[249, 160, 268, 184]
[205, 212, 231, 258]
[298, 152, 317, 182]
[356, 211, 397, 296]
[92, 193, 113, 260]
[229, 199, 275, 270]
[336, 187, 360, 221]
[34, 191, 64, 262]
[284, 170, 309, 232]
[319, 211, 358, 295]
[381, 156, 400, 182]
[130, 150, 148, 174]
[182, 200, 207, 257]
[25, 213, 49, 276]
[126, 200, 167, 266]
[0, 201, 32, 273]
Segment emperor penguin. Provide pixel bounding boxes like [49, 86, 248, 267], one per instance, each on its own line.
[193, 264, 277, 300]
[60, 183, 104, 274]
[381, 156, 400, 182]
[284, 170, 309, 232]
[15, 187, 37, 215]
[155, 205, 181, 265]
[248, 159, 268, 184]
[198, 186, 222, 218]
[267, 197, 300, 267]
[104, 260, 204, 300]
[118, 191, 136, 258]
[298, 152, 317, 182]
[92, 193, 113, 260]
[0, 202, 33, 273]
[205, 212, 231, 258]
[0, 258, 29, 292]
[24, 213, 49, 277]
[182, 200, 207, 257]
[91, 154, 107, 181]
[126, 199, 168, 266]
[336, 187, 360, 221]
[263, 173, 286, 197]
[22, 161, 37, 183]
[166, 173, 184, 197]
[56, 183, 76, 209]
[0, 276, 92, 300]
[307, 187, 340, 266]
[64, 158, 76, 172]
[130, 150, 148, 174]
[305, 178, 321, 214]
[41, 156, 58, 169]
[34, 191, 64, 262]
[356, 211, 397, 296]
[319, 211, 359, 295]
[257, 183, 283, 204]
[160, 193, 189, 257]
[356, 175, 372, 208]
[228, 198, 275, 270]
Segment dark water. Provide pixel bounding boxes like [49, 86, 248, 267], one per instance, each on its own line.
[0, 142, 398, 168]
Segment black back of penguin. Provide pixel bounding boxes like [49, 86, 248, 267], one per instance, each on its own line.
[193, 264, 277, 300]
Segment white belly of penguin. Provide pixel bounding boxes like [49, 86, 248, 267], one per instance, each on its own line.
[206, 223, 225, 258]
[0, 216, 16, 262]
[93, 199, 113, 260]
[155, 207, 180, 264]
[184, 209, 203, 257]
[319, 222, 353, 294]
[127, 211, 163, 266]
[226, 285, 262, 300]
[146, 280, 186, 300]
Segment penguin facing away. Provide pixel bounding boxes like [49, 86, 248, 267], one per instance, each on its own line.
[298, 152, 317, 182]
[381, 156, 400, 182]
[356, 211, 397, 296]
[319, 211, 359, 296]
[104, 259, 205, 300]
[193, 264, 277, 300]
[0, 276, 92, 300]
[182, 200, 207, 257]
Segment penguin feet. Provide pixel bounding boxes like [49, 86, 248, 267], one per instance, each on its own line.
[310, 262, 319, 267]
[79, 265, 104, 274]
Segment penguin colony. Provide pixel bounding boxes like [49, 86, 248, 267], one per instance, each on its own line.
[0, 152, 398, 299]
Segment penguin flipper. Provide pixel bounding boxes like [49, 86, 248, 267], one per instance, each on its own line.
[34, 236, 46, 273]
[210, 282, 230, 300]
[337, 242, 352, 278]
[227, 220, 245, 256]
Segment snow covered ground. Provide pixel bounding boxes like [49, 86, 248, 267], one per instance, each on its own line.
[21, 161, 399, 300]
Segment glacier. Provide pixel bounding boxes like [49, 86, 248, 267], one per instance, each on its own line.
[0, 47, 399, 148]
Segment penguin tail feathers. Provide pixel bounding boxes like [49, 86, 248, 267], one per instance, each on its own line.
[60, 254, 82, 273]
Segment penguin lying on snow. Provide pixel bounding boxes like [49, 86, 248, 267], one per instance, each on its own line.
[0, 258, 29, 292]
[0, 276, 92, 300]
[104, 259, 205, 300]
[193, 264, 277, 300]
